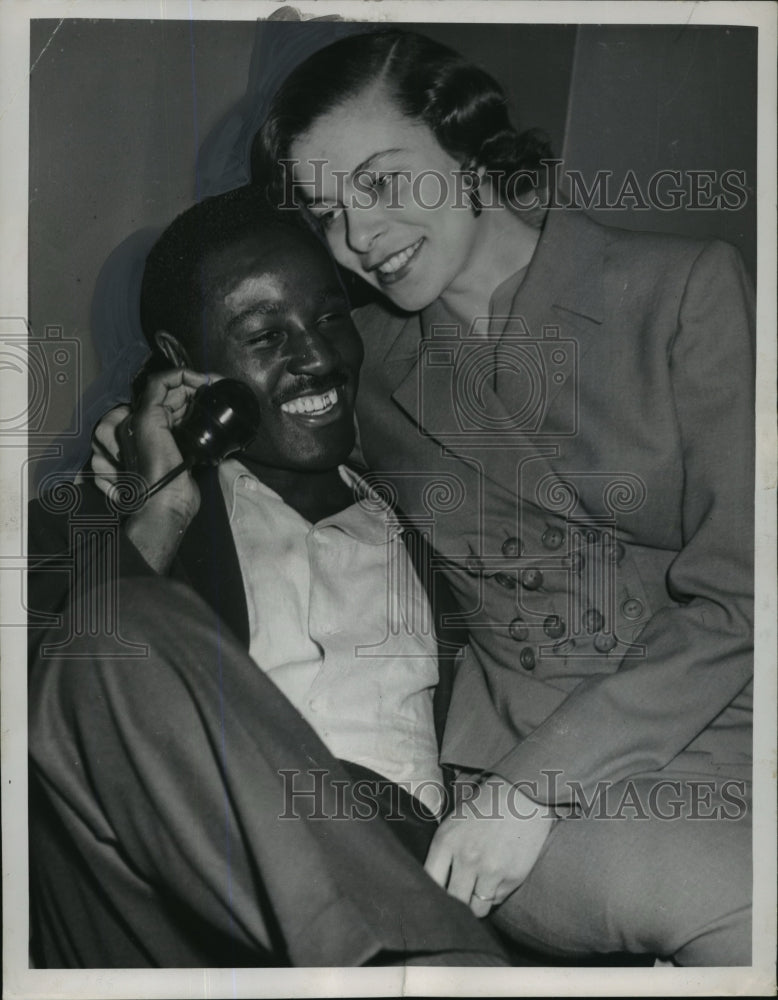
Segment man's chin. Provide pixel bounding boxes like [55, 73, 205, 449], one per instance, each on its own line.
[243, 435, 356, 474]
[292, 443, 356, 472]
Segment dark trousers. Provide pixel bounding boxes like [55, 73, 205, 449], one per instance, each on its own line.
[28, 577, 505, 968]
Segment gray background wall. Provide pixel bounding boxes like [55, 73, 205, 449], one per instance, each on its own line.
[29, 19, 258, 400]
[27, 19, 757, 484]
[564, 24, 756, 275]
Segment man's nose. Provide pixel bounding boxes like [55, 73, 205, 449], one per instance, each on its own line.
[287, 327, 339, 375]
[344, 203, 387, 256]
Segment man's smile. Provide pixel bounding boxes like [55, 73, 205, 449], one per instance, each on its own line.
[280, 386, 340, 416]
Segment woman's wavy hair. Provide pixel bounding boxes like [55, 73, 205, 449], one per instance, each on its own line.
[251, 29, 553, 217]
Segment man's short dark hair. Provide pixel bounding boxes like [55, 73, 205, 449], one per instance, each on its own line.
[139, 185, 313, 356]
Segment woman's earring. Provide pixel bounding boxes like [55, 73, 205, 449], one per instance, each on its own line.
[465, 167, 483, 217]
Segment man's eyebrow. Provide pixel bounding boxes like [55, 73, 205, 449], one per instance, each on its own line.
[226, 301, 280, 332]
[226, 289, 347, 331]
[316, 286, 349, 306]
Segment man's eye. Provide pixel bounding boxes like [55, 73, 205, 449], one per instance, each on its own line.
[247, 330, 283, 347]
[318, 312, 347, 326]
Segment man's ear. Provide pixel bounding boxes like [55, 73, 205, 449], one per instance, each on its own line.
[154, 330, 192, 369]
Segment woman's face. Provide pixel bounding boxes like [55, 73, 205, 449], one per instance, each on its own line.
[289, 86, 485, 313]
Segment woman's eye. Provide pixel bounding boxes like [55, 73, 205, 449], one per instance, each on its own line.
[370, 172, 395, 193]
[311, 206, 343, 229]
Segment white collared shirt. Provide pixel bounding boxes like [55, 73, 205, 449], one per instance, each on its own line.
[218, 459, 444, 813]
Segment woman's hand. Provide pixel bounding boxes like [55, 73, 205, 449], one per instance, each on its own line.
[91, 403, 130, 495]
[424, 776, 556, 918]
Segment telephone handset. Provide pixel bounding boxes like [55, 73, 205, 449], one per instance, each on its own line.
[140, 378, 261, 501]
[173, 378, 261, 465]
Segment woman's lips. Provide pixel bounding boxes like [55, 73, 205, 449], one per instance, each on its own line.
[372, 237, 425, 285]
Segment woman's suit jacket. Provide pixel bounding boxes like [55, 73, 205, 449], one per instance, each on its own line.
[352, 207, 755, 803]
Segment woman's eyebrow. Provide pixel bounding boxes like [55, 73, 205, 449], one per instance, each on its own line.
[351, 148, 406, 177]
[302, 150, 408, 208]
[304, 149, 408, 207]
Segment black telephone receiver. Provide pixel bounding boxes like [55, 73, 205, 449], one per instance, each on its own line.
[174, 378, 261, 465]
[140, 378, 261, 502]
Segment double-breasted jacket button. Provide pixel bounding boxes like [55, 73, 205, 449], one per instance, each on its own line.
[494, 571, 517, 589]
[606, 540, 626, 564]
[519, 646, 536, 671]
[594, 632, 617, 653]
[509, 617, 529, 641]
[501, 536, 523, 558]
[583, 608, 605, 633]
[541, 526, 565, 550]
[543, 614, 565, 639]
[622, 598, 644, 620]
[465, 555, 484, 575]
[520, 568, 543, 590]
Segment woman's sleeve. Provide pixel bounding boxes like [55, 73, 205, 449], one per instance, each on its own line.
[490, 239, 755, 800]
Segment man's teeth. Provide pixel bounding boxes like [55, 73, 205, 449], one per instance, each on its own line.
[377, 239, 422, 275]
[280, 387, 339, 415]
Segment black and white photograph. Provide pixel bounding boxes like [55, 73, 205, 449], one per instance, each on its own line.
[1, 1, 775, 997]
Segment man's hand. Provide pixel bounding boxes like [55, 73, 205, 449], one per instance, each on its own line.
[128, 368, 209, 514]
[424, 776, 556, 918]
[122, 368, 210, 573]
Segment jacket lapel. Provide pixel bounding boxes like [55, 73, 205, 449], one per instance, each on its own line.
[497, 206, 606, 351]
[382, 209, 607, 505]
[175, 465, 250, 648]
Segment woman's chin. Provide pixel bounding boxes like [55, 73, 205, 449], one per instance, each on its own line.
[379, 279, 440, 314]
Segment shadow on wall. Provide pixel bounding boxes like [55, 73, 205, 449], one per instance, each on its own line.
[37, 18, 377, 488]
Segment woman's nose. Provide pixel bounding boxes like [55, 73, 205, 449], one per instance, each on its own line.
[287, 328, 339, 375]
[344, 204, 387, 255]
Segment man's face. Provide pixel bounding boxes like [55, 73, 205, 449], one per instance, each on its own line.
[194, 225, 363, 473]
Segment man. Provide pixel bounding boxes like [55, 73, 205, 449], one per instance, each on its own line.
[27, 186, 507, 968]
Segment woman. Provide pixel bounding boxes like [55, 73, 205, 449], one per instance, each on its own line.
[250, 29, 755, 965]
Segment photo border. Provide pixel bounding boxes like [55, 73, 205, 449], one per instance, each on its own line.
[2, 2, 775, 997]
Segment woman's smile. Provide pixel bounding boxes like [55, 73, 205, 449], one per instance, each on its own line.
[370, 236, 425, 284]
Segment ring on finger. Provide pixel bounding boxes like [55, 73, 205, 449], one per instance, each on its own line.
[472, 891, 496, 903]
